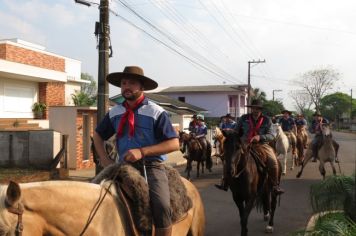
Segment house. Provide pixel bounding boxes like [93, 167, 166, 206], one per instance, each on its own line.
[159, 84, 248, 118]
[0, 38, 93, 170]
[110, 93, 207, 132]
[0, 38, 88, 121]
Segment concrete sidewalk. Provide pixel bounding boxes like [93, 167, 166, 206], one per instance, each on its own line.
[69, 150, 187, 180]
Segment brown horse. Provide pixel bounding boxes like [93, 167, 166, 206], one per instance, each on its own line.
[222, 130, 280, 236]
[179, 132, 212, 180]
[0, 179, 205, 236]
[295, 125, 309, 165]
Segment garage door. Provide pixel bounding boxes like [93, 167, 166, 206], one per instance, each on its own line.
[2, 86, 35, 118]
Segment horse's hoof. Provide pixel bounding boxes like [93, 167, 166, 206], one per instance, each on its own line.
[290, 167, 294, 170]
[282, 172, 286, 176]
[265, 225, 274, 233]
[264, 213, 270, 221]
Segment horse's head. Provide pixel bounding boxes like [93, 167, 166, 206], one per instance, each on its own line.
[179, 131, 190, 145]
[321, 124, 332, 137]
[0, 181, 22, 235]
[221, 129, 244, 161]
[272, 123, 282, 136]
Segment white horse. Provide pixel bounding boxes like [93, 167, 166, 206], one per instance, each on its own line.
[297, 124, 338, 179]
[272, 124, 298, 175]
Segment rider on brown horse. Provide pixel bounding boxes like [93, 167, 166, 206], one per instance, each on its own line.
[215, 99, 285, 195]
[309, 111, 340, 163]
[295, 113, 308, 148]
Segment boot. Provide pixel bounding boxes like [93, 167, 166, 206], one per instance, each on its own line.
[215, 178, 228, 191]
[155, 226, 172, 236]
[267, 160, 284, 195]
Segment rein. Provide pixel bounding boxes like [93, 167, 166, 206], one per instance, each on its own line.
[79, 169, 120, 236]
[5, 200, 23, 236]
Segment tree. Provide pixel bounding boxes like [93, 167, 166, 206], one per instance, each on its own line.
[263, 100, 285, 117]
[289, 90, 313, 115]
[293, 66, 340, 112]
[320, 92, 351, 122]
[71, 73, 97, 106]
[251, 87, 267, 102]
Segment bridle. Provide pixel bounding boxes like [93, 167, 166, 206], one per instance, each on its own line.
[5, 199, 23, 236]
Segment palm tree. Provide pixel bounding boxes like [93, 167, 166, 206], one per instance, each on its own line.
[306, 174, 356, 235]
[251, 88, 267, 102]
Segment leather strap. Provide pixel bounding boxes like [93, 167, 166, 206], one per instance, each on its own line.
[5, 200, 24, 236]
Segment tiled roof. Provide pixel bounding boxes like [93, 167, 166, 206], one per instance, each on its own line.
[159, 84, 248, 93]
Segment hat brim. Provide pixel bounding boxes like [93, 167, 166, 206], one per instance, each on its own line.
[106, 72, 158, 91]
[281, 110, 292, 115]
[245, 105, 263, 108]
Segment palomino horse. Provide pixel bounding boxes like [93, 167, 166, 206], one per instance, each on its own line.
[222, 130, 280, 236]
[295, 125, 309, 165]
[272, 124, 298, 175]
[0, 179, 205, 236]
[297, 124, 338, 180]
[212, 127, 225, 164]
[179, 132, 212, 180]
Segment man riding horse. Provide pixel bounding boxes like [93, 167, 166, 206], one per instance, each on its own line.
[278, 109, 297, 156]
[215, 99, 284, 195]
[93, 66, 179, 236]
[295, 113, 308, 149]
[191, 115, 209, 160]
[309, 111, 340, 163]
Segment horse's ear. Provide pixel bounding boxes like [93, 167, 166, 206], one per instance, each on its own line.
[5, 181, 21, 207]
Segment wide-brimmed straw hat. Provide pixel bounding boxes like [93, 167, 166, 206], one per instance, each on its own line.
[281, 109, 292, 115]
[106, 66, 158, 91]
[245, 99, 263, 108]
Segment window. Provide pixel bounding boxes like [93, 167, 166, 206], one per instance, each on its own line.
[178, 96, 185, 102]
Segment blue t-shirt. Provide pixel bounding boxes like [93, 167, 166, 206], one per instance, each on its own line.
[221, 121, 236, 130]
[295, 118, 307, 126]
[278, 117, 296, 132]
[95, 97, 178, 163]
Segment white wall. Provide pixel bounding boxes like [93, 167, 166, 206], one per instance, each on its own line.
[168, 93, 228, 117]
[65, 82, 81, 106]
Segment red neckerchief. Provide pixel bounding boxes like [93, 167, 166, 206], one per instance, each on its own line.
[247, 114, 264, 142]
[117, 95, 145, 137]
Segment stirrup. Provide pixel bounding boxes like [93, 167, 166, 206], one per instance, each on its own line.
[273, 186, 284, 195]
[215, 184, 228, 191]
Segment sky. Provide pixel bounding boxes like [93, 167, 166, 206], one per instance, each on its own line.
[1, 0, 356, 110]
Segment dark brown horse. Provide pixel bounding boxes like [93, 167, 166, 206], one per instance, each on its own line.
[222, 130, 280, 236]
[179, 132, 212, 180]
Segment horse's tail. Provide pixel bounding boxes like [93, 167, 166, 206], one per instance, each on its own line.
[205, 141, 213, 170]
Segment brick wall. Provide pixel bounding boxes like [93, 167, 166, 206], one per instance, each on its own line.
[0, 43, 65, 72]
[39, 82, 65, 119]
[75, 110, 96, 169]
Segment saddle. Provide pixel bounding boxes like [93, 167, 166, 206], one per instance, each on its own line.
[92, 163, 193, 233]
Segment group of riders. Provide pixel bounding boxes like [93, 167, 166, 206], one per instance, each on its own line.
[183, 98, 340, 196]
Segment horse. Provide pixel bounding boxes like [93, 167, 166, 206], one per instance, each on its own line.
[179, 132, 212, 180]
[222, 130, 280, 236]
[296, 124, 338, 180]
[0, 178, 205, 236]
[212, 127, 225, 164]
[272, 123, 298, 175]
[295, 125, 309, 165]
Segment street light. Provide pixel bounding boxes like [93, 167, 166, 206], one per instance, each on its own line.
[272, 89, 282, 101]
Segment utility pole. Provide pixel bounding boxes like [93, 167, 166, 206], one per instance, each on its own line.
[96, 0, 110, 124]
[350, 89, 353, 131]
[272, 89, 282, 101]
[247, 59, 266, 106]
[75, 0, 110, 174]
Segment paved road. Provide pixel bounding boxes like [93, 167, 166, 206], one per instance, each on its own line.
[176, 131, 356, 236]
